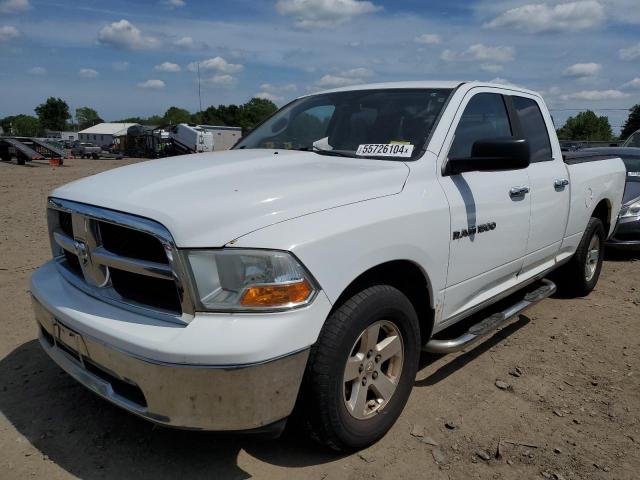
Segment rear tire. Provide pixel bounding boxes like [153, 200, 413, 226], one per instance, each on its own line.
[299, 285, 420, 451]
[555, 217, 605, 297]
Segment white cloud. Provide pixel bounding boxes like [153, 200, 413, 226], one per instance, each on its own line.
[562, 62, 601, 78]
[622, 77, 640, 89]
[440, 49, 456, 62]
[188, 56, 243, 74]
[28, 66, 46, 75]
[260, 83, 297, 93]
[173, 36, 195, 48]
[488, 77, 519, 87]
[255, 92, 283, 102]
[561, 89, 629, 100]
[112, 61, 129, 71]
[0, 25, 19, 42]
[202, 74, 236, 87]
[276, 0, 382, 28]
[315, 74, 362, 88]
[313, 66, 373, 89]
[484, 1, 605, 33]
[619, 43, 640, 61]
[98, 19, 160, 50]
[480, 64, 503, 73]
[340, 67, 372, 77]
[414, 33, 441, 45]
[0, 0, 30, 14]
[137, 79, 166, 89]
[79, 68, 99, 78]
[155, 61, 181, 72]
[539, 86, 562, 98]
[467, 43, 515, 62]
[442, 43, 515, 63]
[161, 0, 185, 8]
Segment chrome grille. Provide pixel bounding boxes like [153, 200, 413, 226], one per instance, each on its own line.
[47, 198, 194, 324]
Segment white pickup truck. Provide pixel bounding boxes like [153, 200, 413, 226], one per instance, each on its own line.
[31, 81, 626, 451]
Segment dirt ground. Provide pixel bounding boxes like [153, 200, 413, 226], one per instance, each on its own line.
[0, 157, 638, 480]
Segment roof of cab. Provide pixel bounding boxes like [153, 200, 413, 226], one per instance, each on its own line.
[304, 80, 541, 98]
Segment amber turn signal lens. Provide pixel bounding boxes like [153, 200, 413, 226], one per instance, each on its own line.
[240, 279, 313, 307]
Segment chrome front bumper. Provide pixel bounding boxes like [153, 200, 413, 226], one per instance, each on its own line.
[32, 298, 309, 431]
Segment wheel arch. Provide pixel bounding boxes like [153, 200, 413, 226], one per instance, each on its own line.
[591, 198, 612, 237]
[330, 260, 435, 344]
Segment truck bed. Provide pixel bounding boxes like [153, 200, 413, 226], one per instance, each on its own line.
[563, 151, 620, 165]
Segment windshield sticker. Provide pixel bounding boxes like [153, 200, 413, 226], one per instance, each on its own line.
[357, 144, 414, 157]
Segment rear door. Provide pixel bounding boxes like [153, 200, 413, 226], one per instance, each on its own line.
[510, 95, 570, 272]
[437, 90, 532, 321]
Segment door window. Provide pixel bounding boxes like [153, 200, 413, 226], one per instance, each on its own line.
[449, 93, 512, 159]
[512, 96, 552, 162]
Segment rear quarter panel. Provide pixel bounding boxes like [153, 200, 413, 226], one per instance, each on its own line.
[564, 158, 626, 242]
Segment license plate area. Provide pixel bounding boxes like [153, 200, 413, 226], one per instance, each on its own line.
[32, 297, 88, 363]
[53, 322, 84, 361]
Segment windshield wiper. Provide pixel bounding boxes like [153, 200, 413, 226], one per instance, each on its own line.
[295, 146, 360, 158]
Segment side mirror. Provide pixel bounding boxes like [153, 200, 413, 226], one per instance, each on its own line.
[445, 138, 530, 175]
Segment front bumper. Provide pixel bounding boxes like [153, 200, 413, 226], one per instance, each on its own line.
[33, 298, 309, 430]
[607, 216, 640, 250]
[29, 260, 332, 431]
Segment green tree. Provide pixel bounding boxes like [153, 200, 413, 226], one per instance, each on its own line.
[198, 98, 277, 132]
[620, 104, 640, 140]
[75, 107, 103, 130]
[35, 97, 71, 131]
[163, 106, 192, 125]
[115, 116, 146, 124]
[556, 110, 613, 141]
[11, 115, 41, 136]
[146, 115, 164, 125]
[239, 97, 278, 131]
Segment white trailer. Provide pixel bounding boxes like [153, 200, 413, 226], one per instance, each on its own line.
[170, 124, 214, 153]
[198, 125, 242, 150]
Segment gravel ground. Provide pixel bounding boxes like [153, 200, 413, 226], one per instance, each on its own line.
[0, 157, 638, 479]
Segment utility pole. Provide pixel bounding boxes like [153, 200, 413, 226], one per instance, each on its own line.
[197, 62, 202, 113]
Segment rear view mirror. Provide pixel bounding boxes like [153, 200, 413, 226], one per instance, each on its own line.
[445, 138, 530, 175]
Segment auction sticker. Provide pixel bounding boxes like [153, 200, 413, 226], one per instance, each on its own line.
[356, 143, 414, 157]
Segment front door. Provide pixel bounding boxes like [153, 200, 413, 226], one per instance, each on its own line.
[437, 90, 532, 321]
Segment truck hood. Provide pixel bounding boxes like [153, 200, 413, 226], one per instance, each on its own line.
[53, 149, 410, 247]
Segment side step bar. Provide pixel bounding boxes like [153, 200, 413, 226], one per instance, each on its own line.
[423, 279, 556, 354]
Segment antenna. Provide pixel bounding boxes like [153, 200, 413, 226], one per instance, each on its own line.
[197, 62, 202, 113]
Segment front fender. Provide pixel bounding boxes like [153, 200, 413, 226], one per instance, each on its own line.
[230, 185, 450, 332]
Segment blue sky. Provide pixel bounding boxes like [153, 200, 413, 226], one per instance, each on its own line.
[1, 0, 639, 132]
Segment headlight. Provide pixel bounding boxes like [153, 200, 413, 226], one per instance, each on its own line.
[186, 249, 317, 311]
[620, 197, 640, 218]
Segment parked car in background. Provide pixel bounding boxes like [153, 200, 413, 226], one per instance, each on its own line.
[71, 142, 102, 159]
[623, 129, 640, 148]
[31, 81, 626, 450]
[560, 141, 586, 152]
[583, 146, 640, 250]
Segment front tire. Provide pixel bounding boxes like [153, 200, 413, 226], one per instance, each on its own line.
[556, 217, 605, 296]
[300, 285, 420, 451]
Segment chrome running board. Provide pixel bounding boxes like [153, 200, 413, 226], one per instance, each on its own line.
[423, 279, 557, 354]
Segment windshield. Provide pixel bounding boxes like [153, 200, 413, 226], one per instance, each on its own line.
[623, 131, 640, 148]
[234, 88, 452, 160]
